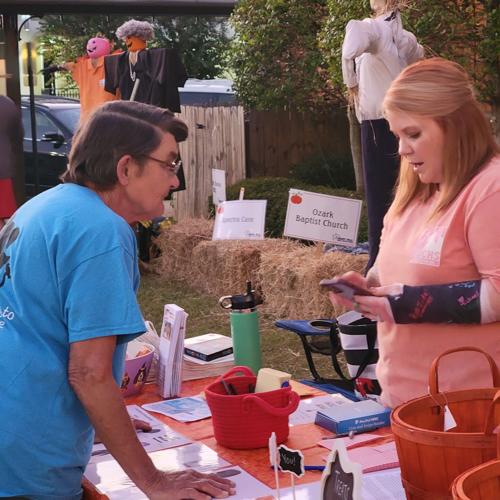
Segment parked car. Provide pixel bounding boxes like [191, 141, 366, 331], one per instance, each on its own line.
[21, 95, 80, 197]
[20, 81, 235, 197]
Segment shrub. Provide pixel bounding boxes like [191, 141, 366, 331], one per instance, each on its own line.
[289, 153, 356, 190]
[210, 177, 368, 242]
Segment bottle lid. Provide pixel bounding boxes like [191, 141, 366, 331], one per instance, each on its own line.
[218, 281, 263, 310]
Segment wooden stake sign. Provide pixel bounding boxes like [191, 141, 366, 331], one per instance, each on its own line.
[278, 444, 305, 478]
[320, 440, 362, 500]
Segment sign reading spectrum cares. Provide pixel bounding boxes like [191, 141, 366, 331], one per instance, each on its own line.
[213, 200, 267, 240]
[284, 189, 362, 247]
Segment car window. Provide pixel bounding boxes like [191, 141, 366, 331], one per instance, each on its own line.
[22, 108, 63, 140]
[51, 108, 80, 134]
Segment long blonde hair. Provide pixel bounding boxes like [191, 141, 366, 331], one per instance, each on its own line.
[384, 57, 499, 218]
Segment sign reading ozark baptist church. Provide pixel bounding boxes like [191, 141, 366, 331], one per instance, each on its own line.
[284, 189, 362, 247]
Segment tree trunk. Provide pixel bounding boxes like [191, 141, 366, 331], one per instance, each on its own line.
[347, 104, 363, 194]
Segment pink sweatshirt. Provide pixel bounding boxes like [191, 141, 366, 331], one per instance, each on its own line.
[377, 155, 500, 408]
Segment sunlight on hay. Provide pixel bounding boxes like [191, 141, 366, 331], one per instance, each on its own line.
[154, 218, 213, 278]
[190, 239, 302, 297]
[258, 245, 368, 319]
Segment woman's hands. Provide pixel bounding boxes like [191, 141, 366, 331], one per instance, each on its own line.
[327, 271, 403, 323]
[144, 469, 236, 499]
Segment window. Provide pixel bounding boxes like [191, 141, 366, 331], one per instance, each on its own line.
[22, 108, 62, 140]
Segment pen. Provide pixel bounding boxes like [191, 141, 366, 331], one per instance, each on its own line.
[221, 379, 232, 395]
[304, 465, 325, 471]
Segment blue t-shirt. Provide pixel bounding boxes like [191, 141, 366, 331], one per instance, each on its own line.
[0, 184, 146, 499]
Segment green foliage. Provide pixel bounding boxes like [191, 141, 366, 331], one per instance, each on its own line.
[289, 153, 356, 191]
[229, 0, 339, 112]
[318, 1, 369, 99]
[210, 177, 368, 242]
[319, 1, 499, 106]
[403, 1, 499, 105]
[38, 14, 232, 80]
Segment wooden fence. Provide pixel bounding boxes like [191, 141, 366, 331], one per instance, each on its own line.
[171, 105, 351, 220]
[246, 108, 351, 178]
[173, 105, 246, 219]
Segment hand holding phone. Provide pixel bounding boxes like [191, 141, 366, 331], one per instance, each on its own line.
[319, 278, 373, 301]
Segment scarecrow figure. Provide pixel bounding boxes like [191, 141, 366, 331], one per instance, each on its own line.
[342, 0, 424, 270]
[44, 36, 119, 123]
[104, 19, 188, 112]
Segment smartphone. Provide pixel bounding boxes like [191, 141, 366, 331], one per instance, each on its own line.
[319, 278, 373, 300]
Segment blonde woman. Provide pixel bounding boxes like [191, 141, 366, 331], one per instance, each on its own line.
[330, 58, 500, 408]
[342, 0, 424, 269]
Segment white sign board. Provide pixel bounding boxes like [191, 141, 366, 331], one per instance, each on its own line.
[283, 189, 362, 247]
[213, 200, 267, 240]
[211, 168, 226, 206]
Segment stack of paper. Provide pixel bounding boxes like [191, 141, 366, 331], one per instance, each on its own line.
[89, 405, 191, 464]
[182, 352, 234, 381]
[157, 304, 188, 398]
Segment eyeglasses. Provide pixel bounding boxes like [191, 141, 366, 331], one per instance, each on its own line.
[139, 155, 182, 175]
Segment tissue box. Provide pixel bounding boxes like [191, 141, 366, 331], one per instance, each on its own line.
[315, 399, 391, 435]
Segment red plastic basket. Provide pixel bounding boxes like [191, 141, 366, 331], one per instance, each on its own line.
[205, 366, 300, 449]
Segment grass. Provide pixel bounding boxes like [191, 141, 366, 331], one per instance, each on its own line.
[137, 273, 341, 381]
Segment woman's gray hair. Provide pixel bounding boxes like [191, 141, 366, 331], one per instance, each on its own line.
[61, 101, 187, 190]
[116, 19, 154, 41]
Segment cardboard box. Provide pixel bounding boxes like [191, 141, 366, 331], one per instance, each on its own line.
[315, 399, 391, 435]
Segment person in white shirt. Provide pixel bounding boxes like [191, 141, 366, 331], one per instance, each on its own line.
[342, 0, 424, 270]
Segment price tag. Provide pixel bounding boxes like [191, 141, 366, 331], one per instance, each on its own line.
[444, 405, 457, 431]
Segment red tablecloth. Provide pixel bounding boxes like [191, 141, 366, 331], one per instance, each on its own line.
[82, 379, 349, 498]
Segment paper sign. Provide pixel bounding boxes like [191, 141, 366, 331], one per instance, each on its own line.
[213, 200, 267, 240]
[321, 441, 362, 500]
[283, 189, 362, 247]
[278, 444, 305, 478]
[212, 168, 226, 206]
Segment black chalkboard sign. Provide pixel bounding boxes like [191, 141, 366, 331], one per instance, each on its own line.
[277, 444, 305, 478]
[321, 444, 362, 500]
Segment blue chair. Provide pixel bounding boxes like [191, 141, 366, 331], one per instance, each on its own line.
[274, 319, 356, 395]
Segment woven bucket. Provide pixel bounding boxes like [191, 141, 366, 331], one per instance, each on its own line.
[391, 347, 500, 499]
[205, 366, 300, 449]
[452, 459, 500, 499]
[451, 429, 500, 500]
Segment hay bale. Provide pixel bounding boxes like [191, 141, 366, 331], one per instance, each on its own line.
[258, 246, 368, 319]
[153, 218, 213, 279]
[190, 239, 302, 297]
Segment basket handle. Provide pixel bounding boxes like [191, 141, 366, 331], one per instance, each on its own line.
[483, 390, 500, 448]
[429, 347, 500, 396]
[242, 390, 300, 417]
[214, 366, 255, 385]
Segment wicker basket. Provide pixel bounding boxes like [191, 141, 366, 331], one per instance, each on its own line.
[391, 347, 500, 499]
[452, 458, 500, 499]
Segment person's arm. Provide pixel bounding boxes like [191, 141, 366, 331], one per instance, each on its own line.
[341, 19, 378, 89]
[69, 336, 235, 499]
[397, 30, 424, 65]
[356, 190, 500, 324]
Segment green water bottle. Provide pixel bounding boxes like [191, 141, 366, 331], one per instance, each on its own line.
[219, 281, 262, 374]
